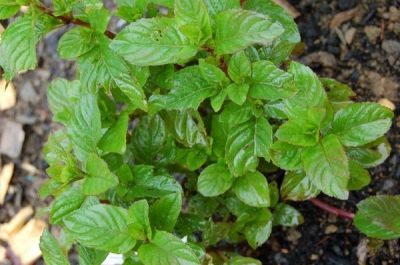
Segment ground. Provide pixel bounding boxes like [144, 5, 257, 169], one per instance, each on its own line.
[0, 1, 399, 264]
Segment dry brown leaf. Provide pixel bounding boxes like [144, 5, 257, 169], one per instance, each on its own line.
[378, 98, 396, 111]
[0, 206, 34, 240]
[0, 80, 16, 111]
[9, 219, 46, 265]
[330, 7, 359, 29]
[273, 0, 300, 18]
[301, 51, 337, 68]
[0, 163, 14, 205]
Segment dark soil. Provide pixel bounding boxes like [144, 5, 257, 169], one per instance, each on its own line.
[0, 1, 399, 265]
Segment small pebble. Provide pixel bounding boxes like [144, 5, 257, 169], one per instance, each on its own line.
[325, 224, 338, 234]
[378, 98, 396, 111]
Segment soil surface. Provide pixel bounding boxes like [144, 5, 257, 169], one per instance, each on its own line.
[0, 1, 399, 265]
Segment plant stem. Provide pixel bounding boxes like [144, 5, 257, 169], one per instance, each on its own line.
[35, 4, 116, 39]
[309, 198, 355, 220]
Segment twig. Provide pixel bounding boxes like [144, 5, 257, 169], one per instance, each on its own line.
[309, 198, 355, 220]
[35, 4, 116, 39]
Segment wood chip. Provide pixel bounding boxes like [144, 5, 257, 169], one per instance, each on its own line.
[345, 27, 357, 44]
[9, 219, 46, 265]
[0, 120, 25, 158]
[330, 7, 359, 29]
[378, 98, 396, 111]
[0, 206, 34, 240]
[273, 0, 300, 18]
[301, 51, 337, 68]
[0, 80, 16, 111]
[0, 163, 14, 205]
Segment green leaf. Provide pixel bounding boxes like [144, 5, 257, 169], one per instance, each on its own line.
[63, 204, 135, 253]
[347, 137, 391, 168]
[273, 203, 304, 227]
[48, 79, 81, 123]
[214, 9, 284, 55]
[245, 210, 272, 249]
[228, 51, 251, 83]
[227, 83, 249, 105]
[244, 0, 300, 64]
[128, 200, 152, 240]
[321, 78, 355, 111]
[210, 89, 228, 112]
[284, 62, 327, 119]
[98, 112, 129, 154]
[151, 66, 218, 110]
[117, 0, 149, 22]
[219, 102, 253, 126]
[269, 141, 302, 171]
[39, 230, 70, 265]
[348, 160, 371, 191]
[111, 17, 198, 66]
[138, 231, 200, 265]
[233, 171, 270, 207]
[126, 166, 182, 198]
[79, 38, 147, 110]
[249, 60, 295, 101]
[302, 134, 350, 200]
[204, 0, 240, 16]
[85, 4, 111, 33]
[175, 0, 212, 43]
[53, 0, 78, 15]
[78, 245, 108, 265]
[0, 12, 60, 80]
[58, 27, 95, 59]
[150, 193, 182, 232]
[164, 110, 209, 148]
[228, 256, 262, 265]
[131, 114, 172, 164]
[329, 103, 393, 147]
[68, 94, 102, 162]
[198, 162, 234, 197]
[50, 186, 85, 225]
[0, 5, 19, 19]
[275, 118, 320, 147]
[199, 59, 229, 85]
[354, 195, 400, 240]
[280, 171, 319, 201]
[226, 117, 273, 176]
[83, 153, 119, 195]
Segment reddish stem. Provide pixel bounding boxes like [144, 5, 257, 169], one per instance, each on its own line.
[36, 4, 116, 39]
[240, 0, 246, 6]
[309, 198, 355, 220]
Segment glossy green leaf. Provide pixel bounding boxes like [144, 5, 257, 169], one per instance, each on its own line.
[150, 193, 182, 232]
[249, 60, 295, 101]
[302, 134, 349, 200]
[98, 113, 129, 154]
[198, 162, 234, 197]
[83, 153, 119, 195]
[116, 0, 149, 22]
[204, 0, 240, 16]
[280, 171, 319, 201]
[227, 83, 249, 105]
[79, 38, 147, 110]
[273, 203, 304, 227]
[214, 9, 284, 55]
[329, 103, 393, 147]
[354, 195, 400, 239]
[275, 118, 320, 147]
[269, 141, 302, 171]
[348, 160, 371, 191]
[226, 117, 273, 176]
[58, 27, 95, 59]
[128, 200, 152, 240]
[48, 79, 81, 124]
[78, 245, 108, 265]
[210, 89, 228, 112]
[53, 0, 78, 15]
[284, 62, 327, 119]
[151, 66, 218, 110]
[175, 0, 212, 43]
[39, 230, 70, 265]
[50, 186, 85, 225]
[68, 94, 102, 162]
[138, 231, 200, 265]
[63, 204, 135, 253]
[228, 51, 252, 83]
[0, 5, 19, 19]
[0, 13, 59, 80]
[228, 256, 262, 265]
[233, 171, 270, 207]
[245, 210, 272, 249]
[347, 137, 391, 168]
[111, 17, 198, 66]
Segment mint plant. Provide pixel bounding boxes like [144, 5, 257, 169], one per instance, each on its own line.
[1, 0, 398, 264]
